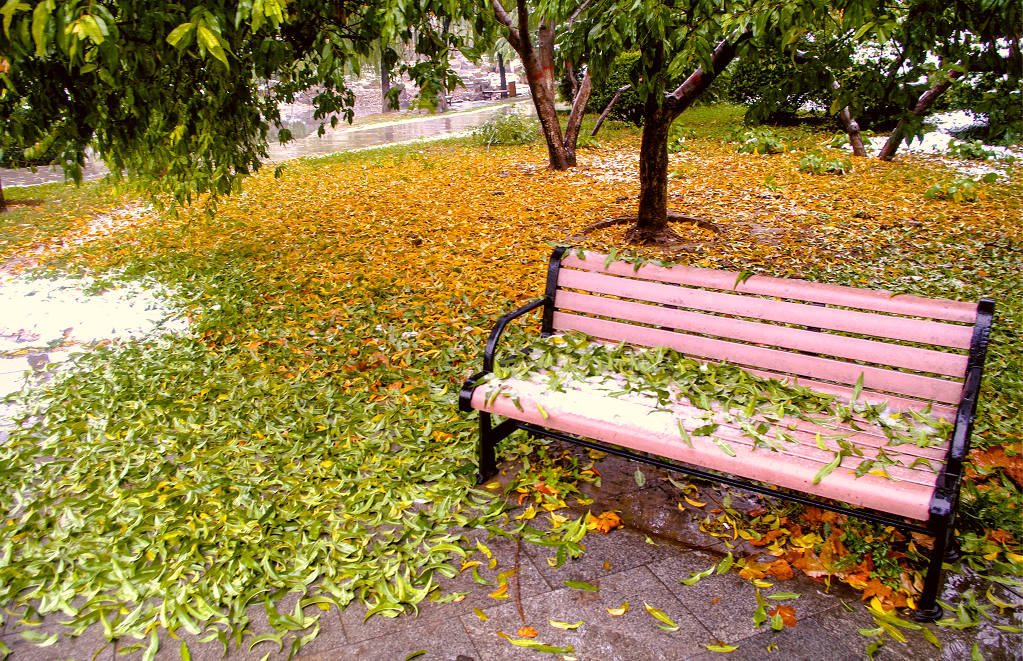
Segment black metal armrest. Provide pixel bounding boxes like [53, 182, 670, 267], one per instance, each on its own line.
[458, 298, 547, 413]
[483, 298, 547, 372]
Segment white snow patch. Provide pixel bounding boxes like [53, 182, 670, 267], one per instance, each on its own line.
[0, 273, 187, 352]
[855, 111, 1021, 176]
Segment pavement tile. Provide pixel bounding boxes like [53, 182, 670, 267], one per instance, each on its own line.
[520, 525, 678, 585]
[337, 532, 551, 644]
[685, 606, 896, 661]
[294, 617, 479, 661]
[648, 550, 844, 644]
[461, 565, 710, 661]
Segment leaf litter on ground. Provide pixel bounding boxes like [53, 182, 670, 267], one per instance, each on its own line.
[0, 116, 1020, 659]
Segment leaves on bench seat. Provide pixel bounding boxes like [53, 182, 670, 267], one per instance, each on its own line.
[479, 332, 954, 483]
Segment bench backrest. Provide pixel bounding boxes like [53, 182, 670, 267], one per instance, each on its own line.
[541, 248, 993, 422]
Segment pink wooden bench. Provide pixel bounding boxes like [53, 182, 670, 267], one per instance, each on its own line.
[459, 246, 994, 621]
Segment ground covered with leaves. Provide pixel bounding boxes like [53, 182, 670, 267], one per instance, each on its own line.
[1, 106, 1020, 659]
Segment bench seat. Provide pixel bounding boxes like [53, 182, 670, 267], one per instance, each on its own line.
[471, 347, 949, 520]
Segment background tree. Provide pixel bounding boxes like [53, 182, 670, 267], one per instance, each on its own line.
[560, 0, 783, 242]
[0, 1, 492, 207]
[490, 0, 592, 169]
[733, 0, 1021, 160]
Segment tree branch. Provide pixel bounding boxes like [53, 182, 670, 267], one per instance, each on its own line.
[516, 0, 533, 55]
[664, 33, 749, 116]
[590, 84, 630, 136]
[564, 69, 592, 149]
[878, 68, 964, 161]
[491, 0, 521, 51]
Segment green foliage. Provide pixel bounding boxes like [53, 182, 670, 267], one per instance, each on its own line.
[725, 49, 832, 124]
[937, 72, 1023, 144]
[946, 139, 995, 161]
[733, 127, 785, 154]
[924, 174, 999, 203]
[471, 111, 539, 146]
[798, 150, 852, 175]
[586, 52, 645, 126]
[0, 0, 492, 207]
[667, 126, 696, 153]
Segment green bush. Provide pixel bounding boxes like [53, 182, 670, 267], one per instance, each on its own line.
[924, 173, 998, 203]
[471, 110, 540, 146]
[667, 126, 696, 154]
[733, 127, 785, 154]
[946, 138, 995, 161]
[798, 150, 852, 175]
[586, 52, 645, 126]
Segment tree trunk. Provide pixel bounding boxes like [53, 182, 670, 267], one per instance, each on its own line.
[563, 70, 592, 161]
[498, 53, 507, 95]
[632, 100, 673, 241]
[631, 35, 746, 241]
[381, 54, 393, 113]
[491, 0, 580, 170]
[591, 85, 630, 137]
[830, 81, 867, 157]
[0, 176, 5, 213]
[878, 69, 962, 161]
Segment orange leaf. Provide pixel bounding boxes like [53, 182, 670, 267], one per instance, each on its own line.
[767, 605, 797, 628]
[517, 626, 538, 638]
[586, 511, 623, 534]
[767, 560, 794, 581]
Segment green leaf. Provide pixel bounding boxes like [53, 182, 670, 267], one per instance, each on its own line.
[680, 565, 715, 585]
[705, 642, 738, 652]
[716, 552, 734, 574]
[180, 640, 192, 661]
[634, 469, 645, 487]
[20, 630, 58, 646]
[766, 592, 800, 600]
[644, 603, 679, 631]
[166, 22, 194, 47]
[866, 639, 883, 659]
[971, 642, 984, 661]
[753, 605, 767, 629]
[564, 579, 599, 591]
[813, 452, 843, 484]
[31, 0, 52, 57]
[404, 652, 427, 661]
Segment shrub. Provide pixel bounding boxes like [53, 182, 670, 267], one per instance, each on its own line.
[798, 150, 852, 175]
[733, 127, 785, 154]
[924, 173, 998, 203]
[946, 139, 995, 161]
[667, 126, 696, 153]
[471, 110, 539, 146]
[586, 52, 645, 126]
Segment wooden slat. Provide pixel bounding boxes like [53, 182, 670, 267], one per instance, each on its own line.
[562, 251, 978, 323]
[555, 290, 968, 378]
[553, 312, 964, 404]
[471, 380, 936, 519]
[558, 268, 975, 350]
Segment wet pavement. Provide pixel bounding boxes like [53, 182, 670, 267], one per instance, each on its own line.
[0, 100, 531, 188]
[1, 449, 1020, 660]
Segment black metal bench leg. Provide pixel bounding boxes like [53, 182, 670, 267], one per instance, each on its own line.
[915, 518, 953, 622]
[477, 413, 498, 484]
[476, 414, 521, 484]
